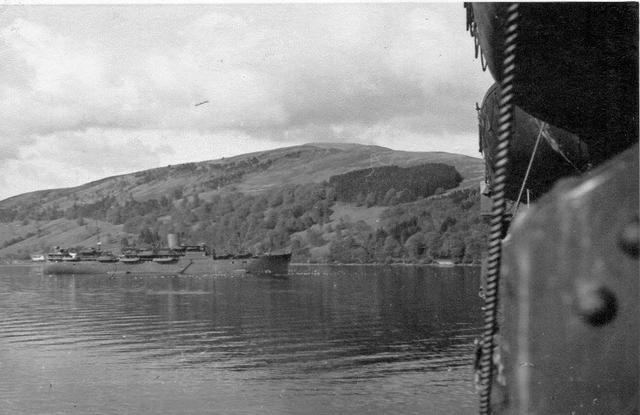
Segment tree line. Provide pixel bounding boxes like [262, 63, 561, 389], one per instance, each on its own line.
[329, 163, 462, 205]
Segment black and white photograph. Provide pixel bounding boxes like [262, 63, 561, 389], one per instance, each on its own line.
[0, 2, 637, 414]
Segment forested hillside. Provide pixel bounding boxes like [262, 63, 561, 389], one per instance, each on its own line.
[329, 163, 462, 205]
[0, 143, 486, 263]
[294, 187, 487, 264]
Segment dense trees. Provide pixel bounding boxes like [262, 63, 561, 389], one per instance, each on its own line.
[314, 188, 486, 264]
[329, 163, 462, 205]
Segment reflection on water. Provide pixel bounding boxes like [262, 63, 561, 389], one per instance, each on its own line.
[0, 264, 481, 415]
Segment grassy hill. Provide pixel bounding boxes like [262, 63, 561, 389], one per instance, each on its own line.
[0, 219, 127, 258]
[237, 144, 483, 193]
[0, 143, 484, 262]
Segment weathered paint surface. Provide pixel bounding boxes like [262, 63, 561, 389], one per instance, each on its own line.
[495, 145, 638, 414]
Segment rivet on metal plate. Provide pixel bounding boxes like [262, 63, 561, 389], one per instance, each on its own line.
[575, 284, 618, 327]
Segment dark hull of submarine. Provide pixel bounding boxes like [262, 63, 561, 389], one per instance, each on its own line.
[478, 83, 590, 202]
[467, 2, 638, 414]
[467, 2, 638, 165]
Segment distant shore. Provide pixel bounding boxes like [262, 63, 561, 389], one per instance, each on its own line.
[1, 260, 480, 269]
[290, 262, 479, 267]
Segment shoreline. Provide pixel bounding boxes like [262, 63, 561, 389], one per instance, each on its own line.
[0, 261, 480, 269]
[290, 262, 479, 267]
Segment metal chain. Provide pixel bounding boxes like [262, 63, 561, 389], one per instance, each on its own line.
[478, 3, 519, 415]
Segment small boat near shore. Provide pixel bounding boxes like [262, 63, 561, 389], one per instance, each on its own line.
[434, 259, 456, 267]
[30, 254, 46, 262]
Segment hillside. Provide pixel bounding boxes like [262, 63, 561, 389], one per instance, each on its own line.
[329, 163, 462, 204]
[0, 143, 485, 262]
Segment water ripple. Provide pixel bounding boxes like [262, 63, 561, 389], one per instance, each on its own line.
[0, 265, 482, 415]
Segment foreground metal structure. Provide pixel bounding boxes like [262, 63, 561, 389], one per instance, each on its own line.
[500, 145, 638, 414]
[466, 2, 639, 414]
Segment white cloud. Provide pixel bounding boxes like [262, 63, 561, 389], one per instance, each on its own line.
[0, 4, 492, 200]
[0, 127, 302, 200]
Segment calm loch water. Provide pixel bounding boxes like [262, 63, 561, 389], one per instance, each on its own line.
[0, 264, 482, 415]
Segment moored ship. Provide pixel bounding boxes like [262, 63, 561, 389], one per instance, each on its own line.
[41, 236, 290, 276]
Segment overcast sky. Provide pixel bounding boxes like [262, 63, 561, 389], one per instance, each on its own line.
[0, 3, 493, 201]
